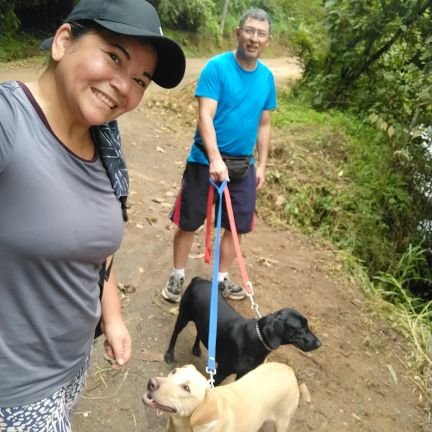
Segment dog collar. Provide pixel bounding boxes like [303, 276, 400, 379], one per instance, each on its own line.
[255, 321, 272, 352]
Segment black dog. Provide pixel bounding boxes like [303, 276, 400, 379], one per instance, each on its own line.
[164, 276, 321, 385]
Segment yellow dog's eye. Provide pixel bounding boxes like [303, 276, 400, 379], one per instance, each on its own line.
[183, 384, 190, 393]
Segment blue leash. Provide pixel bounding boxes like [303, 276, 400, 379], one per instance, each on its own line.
[206, 179, 227, 387]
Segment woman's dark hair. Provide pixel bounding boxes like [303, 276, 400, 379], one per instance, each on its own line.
[45, 21, 109, 67]
[69, 20, 111, 40]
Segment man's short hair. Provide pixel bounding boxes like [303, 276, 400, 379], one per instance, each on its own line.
[239, 8, 272, 34]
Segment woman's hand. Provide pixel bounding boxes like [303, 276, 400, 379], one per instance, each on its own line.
[99, 259, 131, 368]
[102, 317, 131, 368]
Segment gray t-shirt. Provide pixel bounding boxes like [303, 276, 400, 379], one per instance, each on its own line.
[0, 81, 124, 406]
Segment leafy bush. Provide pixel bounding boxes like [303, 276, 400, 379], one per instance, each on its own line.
[259, 97, 418, 275]
[300, 0, 432, 129]
[0, 1, 20, 37]
[155, 0, 219, 35]
[0, 34, 39, 62]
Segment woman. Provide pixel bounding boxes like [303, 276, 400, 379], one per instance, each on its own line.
[0, 0, 185, 430]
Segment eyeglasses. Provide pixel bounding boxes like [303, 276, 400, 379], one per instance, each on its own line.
[240, 27, 268, 39]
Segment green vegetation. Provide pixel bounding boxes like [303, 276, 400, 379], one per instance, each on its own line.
[262, 97, 418, 276]
[372, 246, 432, 381]
[0, 34, 39, 62]
[341, 247, 432, 398]
[301, 0, 431, 128]
[294, 1, 432, 284]
[0, 0, 324, 59]
[266, 1, 432, 392]
[0, 1, 34, 61]
[257, 94, 432, 398]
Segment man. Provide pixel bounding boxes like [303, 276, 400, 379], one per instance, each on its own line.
[162, 8, 277, 303]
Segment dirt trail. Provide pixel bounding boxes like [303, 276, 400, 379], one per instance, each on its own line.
[0, 57, 428, 432]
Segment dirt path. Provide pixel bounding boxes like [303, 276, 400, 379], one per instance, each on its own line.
[1, 58, 428, 432]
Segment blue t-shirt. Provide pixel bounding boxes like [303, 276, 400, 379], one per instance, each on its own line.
[188, 52, 277, 165]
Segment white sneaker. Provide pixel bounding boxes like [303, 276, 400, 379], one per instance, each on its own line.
[218, 277, 247, 300]
[161, 274, 184, 303]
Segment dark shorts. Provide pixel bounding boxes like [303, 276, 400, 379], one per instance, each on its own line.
[170, 162, 256, 234]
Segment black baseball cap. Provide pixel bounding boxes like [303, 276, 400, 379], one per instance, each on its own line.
[39, 0, 186, 89]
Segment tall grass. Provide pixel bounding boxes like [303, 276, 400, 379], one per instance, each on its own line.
[339, 247, 432, 399]
[371, 246, 432, 397]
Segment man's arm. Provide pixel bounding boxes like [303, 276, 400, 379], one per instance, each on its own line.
[255, 110, 272, 190]
[197, 96, 229, 182]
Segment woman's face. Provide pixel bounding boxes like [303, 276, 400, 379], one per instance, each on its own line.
[52, 24, 157, 126]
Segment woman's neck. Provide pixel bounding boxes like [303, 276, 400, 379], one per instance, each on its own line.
[26, 72, 95, 160]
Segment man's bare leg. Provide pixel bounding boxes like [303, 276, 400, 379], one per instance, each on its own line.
[219, 229, 240, 273]
[173, 228, 195, 269]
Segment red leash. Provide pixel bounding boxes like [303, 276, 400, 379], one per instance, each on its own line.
[205, 185, 214, 264]
[204, 184, 253, 296]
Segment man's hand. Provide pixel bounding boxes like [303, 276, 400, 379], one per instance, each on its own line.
[256, 164, 266, 190]
[209, 158, 230, 183]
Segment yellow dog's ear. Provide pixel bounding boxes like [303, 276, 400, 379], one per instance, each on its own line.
[190, 390, 219, 428]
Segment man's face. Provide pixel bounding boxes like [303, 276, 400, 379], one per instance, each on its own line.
[236, 17, 271, 62]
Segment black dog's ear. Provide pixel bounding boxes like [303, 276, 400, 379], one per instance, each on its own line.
[261, 317, 283, 350]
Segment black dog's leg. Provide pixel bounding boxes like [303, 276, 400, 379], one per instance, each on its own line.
[164, 313, 189, 364]
[191, 334, 201, 357]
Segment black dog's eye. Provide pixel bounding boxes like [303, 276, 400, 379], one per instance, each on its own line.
[183, 384, 191, 392]
[170, 368, 177, 376]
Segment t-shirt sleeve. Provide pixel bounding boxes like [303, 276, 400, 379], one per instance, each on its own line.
[0, 88, 17, 173]
[195, 58, 221, 102]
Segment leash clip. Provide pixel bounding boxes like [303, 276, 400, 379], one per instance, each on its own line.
[206, 366, 216, 389]
[246, 282, 262, 319]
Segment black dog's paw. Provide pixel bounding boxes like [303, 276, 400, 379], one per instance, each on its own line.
[164, 351, 175, 364]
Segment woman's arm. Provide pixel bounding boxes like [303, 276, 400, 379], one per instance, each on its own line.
[100, 256, 131, 367]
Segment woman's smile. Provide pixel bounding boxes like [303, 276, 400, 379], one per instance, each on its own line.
[91, 87, 117, 110]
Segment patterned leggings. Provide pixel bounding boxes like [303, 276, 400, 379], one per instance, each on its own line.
[0, 355, 90, 432]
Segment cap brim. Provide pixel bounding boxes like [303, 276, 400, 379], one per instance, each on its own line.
[149, 38, 186, 89]
[40, 21, 186, 89]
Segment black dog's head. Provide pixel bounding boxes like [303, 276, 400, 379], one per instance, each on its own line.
[261, 308, 321, 352]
